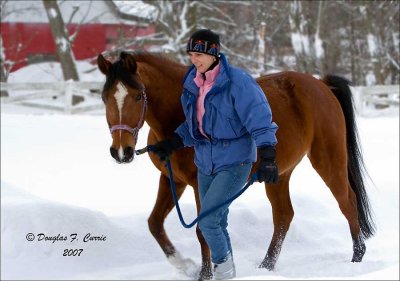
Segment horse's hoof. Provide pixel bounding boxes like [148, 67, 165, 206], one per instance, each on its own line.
[259, 259, 275, 271]
[351, 242, 366, 262]
[197, 265, 213, 280]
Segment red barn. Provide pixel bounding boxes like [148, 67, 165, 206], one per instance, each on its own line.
[1, 0, 157, 72]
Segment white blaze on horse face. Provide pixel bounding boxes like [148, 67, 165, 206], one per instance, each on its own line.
[114, 82, 128, 122]
[118, 146, 124, 161]
[114, 82, 128, 160]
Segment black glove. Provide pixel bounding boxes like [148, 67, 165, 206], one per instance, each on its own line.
[151, 133, 184, 161]
[257, 145, 279, 183]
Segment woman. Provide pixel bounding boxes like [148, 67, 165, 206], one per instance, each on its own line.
[152, 29, 278, 280]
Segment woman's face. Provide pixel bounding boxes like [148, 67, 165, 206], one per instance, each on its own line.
[188, 52, 215, 73]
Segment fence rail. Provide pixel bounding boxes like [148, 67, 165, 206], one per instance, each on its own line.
[352, 85, 399, 116]
[1, 81, 398, 115]
[0, 81, 104, 114]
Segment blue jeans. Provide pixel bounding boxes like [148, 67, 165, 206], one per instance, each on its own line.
[198, 162, 252, 264]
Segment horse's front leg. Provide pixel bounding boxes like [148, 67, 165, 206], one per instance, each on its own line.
[148, 174, 197, 276]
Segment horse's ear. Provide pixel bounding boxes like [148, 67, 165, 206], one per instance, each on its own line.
[97, 54, 111, 75]
[120, 51, 137, 73]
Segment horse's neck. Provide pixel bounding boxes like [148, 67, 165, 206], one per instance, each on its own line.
[138, 60, 187, 139]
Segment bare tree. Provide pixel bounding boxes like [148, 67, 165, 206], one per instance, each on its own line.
[145, 0, 195, 63]
[0, 0, 29, 96]
[363, 1, 399, 85]
[1, 0, 17, 96]
[141, 0, 247, 65]
[104, 1, 288, 74]
[287, 1, 324, 74]
[42, 0, 83, 104]
[0, 34, 9, 97]
[3, 0, 394, 88]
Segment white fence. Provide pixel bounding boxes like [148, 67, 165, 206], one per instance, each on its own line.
[352, 85, 399, 116]
[1, 82, 398, 116]
[0, 81, 104, 114]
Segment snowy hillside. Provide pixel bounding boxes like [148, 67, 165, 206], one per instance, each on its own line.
[1, 112, 399, 280]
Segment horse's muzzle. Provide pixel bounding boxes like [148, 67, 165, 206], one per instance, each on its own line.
[110, 146, 134, 163]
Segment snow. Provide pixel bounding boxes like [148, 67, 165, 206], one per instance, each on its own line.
[367, 34, 378, 57]
[1, 63, 399, 280]
[0, 36, 5, 62]
[1, 0, 153, 24]
[56, 37, 69, 53]
[49, 8, 57, 19]
[290, 32, 310, 55]
[314, 34, 324, 59]
[393, 33, 400, 53]
[7, 61, 102, 83]
[112, 0, 158, 22]
[366, 71, 376, 86]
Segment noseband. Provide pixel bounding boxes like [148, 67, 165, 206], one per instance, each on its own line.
[109, 89, 148, 141]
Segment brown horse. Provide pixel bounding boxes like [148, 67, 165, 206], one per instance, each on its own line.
[97, 51, 375, 279]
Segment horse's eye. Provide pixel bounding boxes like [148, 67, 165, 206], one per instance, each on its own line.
[135, 94, 142, 101]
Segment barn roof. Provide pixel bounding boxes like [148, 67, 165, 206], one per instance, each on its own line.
[1, 0, 157, 25]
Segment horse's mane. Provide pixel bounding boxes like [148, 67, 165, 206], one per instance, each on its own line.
[103, 58, 143, 98]
[131, 51, 183, 67]
[131, 51, 189, 78]
[102, 51, 188, 100]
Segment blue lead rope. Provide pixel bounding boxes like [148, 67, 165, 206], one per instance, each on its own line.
[166, 160, 258, 228]
[136, 145, 258, 229]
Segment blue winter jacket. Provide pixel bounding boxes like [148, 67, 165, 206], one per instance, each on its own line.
[175, 53, 278, 175]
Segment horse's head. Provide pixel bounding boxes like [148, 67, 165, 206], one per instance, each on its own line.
[97, 52, 147, 163]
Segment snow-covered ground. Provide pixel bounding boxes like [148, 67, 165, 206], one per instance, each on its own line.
[1, 62, 399, 280]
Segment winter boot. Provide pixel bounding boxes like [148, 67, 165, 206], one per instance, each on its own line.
[213, 254, 236, 280]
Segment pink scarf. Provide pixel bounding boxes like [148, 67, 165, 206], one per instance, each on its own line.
[194, 62, 221, 138]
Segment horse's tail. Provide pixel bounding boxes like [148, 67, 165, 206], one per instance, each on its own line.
[323, 74, 376, 239]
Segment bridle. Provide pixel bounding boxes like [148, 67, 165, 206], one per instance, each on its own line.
[109, 88, 148, 142]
